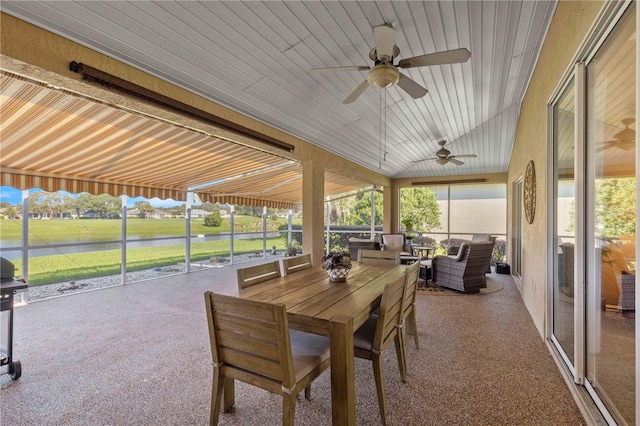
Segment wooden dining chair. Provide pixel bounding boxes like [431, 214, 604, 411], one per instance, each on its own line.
[357, 249, 401, 264]
[236, 260, 281, 291]
[353, 274, 406, 426]
[204, 292, 331, 426]
[281, 253, 312, 275]
[396, 261, 420, 383]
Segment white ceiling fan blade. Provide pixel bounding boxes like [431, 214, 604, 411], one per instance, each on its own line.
[343, 80, 370, 104]
[451, 154, 477, 159]
[309, 65, 370, 73]
[398, 47, 471, 68]
[397, 73, 428, 99]
[411, 157, 437, 163]
[374, 25, 396, 62]
[449, 158, 465, 166]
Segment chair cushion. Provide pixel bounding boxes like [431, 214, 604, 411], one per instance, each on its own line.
[290, 330, 331, 382]
[420, 259, 432, 268]
[382, 234, 405, 252]
[453, 242, 469, 261]
[353, 317, 377, 352]
[471, 234, 492, 242]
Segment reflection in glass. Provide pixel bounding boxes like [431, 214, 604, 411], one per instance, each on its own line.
[586, 5, 635, 424]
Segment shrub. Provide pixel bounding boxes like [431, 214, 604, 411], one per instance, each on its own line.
[203, 211, 222, 227]
[277, 224, 383, 253]
[492, 239, 507, 265]
[414, 235, 436, 246]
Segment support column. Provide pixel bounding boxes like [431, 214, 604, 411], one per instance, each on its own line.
[384, 181, 401, 233]
[302, 160, 325, 264]
[121, 195, 127, 285]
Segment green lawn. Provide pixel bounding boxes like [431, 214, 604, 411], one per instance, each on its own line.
[12, 236, 285, 286]
[1, 216, 298, 286]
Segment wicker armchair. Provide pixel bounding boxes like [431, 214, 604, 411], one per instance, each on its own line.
[347, 238, 380, 260]
[600, 243, 635, 310]
[448, 234, 497, 273]
[432, 241, 495, 293]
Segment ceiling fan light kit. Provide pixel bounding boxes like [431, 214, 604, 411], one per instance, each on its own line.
[367, 64, 399, 88]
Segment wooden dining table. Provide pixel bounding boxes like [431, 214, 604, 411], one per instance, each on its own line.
[234, 260, 407, 425]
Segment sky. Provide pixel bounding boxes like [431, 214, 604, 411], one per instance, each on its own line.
[0, 186, 184, 208]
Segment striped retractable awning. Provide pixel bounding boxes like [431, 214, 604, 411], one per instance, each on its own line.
[0, 72, 370, 209]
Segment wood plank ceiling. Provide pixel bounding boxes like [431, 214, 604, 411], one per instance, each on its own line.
[1, 1, 559, 197]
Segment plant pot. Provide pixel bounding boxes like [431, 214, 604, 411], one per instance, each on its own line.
[287, 249, 298, 256]
[328, 266, 350, 282]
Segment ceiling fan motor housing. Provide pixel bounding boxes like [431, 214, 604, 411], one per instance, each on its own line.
[367, 64, 399, 88]
[436, 147, 450, 158]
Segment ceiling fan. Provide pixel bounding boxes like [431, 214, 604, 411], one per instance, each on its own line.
[309, 24, 471, 104]
[413, 140, 477, 166]
[599, 118, 635, 152]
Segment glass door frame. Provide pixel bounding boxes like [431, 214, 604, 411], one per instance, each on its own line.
[547, 68, 585, 382]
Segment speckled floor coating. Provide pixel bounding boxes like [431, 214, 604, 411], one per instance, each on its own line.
[0, 263, 586, 425]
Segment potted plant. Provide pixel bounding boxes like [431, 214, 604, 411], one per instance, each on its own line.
[401, 218, 414, 232]
[322, 251, 352, 282]
[285, 241, 301, 257]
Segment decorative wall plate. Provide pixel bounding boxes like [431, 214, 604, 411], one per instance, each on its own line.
[524, 160, 536, 224]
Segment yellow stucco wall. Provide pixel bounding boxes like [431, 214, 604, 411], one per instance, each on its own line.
[508, 0, 604, 335]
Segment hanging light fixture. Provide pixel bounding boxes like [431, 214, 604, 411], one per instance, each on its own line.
[367, 64, 399, 88]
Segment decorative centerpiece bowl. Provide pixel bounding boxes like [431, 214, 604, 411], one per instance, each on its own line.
[322, 251, 352, 282]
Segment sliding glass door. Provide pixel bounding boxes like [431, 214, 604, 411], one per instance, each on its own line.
[513, 179, 523, 279]
[550, 2, 636, 423]
[552, 77, 576, 368]
[585, 6, 636, 423]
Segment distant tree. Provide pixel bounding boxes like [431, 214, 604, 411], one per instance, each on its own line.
[200, 202, 217, 212]
[566, 177, 636, 239]
[134, 201, 154, 218]
[400, 187, 441, 232]
[75, 193, 121, 218]
[595, 177, 636, 238]
[171, 204, 186, 216]
[12, 204, 23, 216]
[204, 211, 223, 227]
[2, 206, 17, 219]
[329, 190, 381, 226]
[29, 191, 75, 217]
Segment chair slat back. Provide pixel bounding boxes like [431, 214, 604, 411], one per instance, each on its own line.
[282, 253, 312, 275]
[236, 261, 282, 290]
[204, 292, 294, 386]
[357, 249, 401, 264]
[373, 275, 406, 352]
[401, 261, 420, 320]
